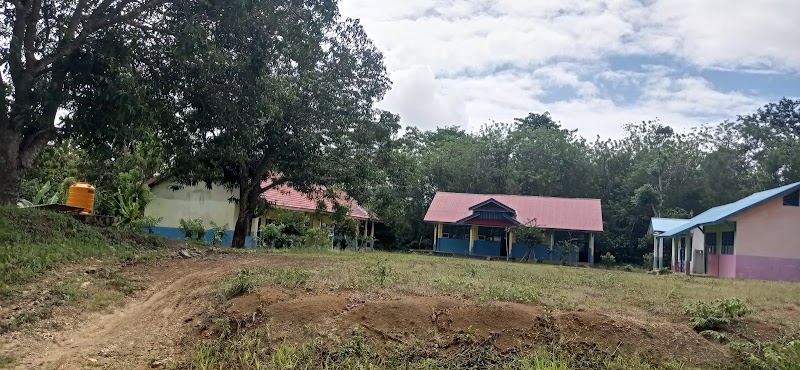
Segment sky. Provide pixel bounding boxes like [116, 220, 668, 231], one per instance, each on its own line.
[339, 0, 800, 139]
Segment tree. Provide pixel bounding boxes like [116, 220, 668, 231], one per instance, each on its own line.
[166, 0, 392, 247]
[0, 0, 172, 204]
[512, 220, 545, 262]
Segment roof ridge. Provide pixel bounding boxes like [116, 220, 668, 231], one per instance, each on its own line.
[435, 191, 601, 202]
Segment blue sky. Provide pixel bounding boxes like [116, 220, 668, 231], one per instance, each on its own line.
[339, 0, 800, 139]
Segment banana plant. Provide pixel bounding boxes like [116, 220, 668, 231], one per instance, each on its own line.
[17, 181, 60, 208]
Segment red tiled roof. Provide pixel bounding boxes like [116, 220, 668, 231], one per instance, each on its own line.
[260, 182, 372, 220]
[424, 192, 603, 232]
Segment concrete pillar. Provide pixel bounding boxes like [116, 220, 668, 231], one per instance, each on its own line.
[672, 238, 678, 272]
[549, 232, 555, 259]
[685, 235, 691, 276]
[433, 224, 437, 250]
[658, 238, 664, 269]
[588, 233, 595, 264]
[653, 236, 658, 270]
[370, 220, 375, 249]
[508, 230, 516, 260]
[469, 225, 478, 255]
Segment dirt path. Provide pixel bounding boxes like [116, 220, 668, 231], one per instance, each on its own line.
[1, 254, 276, 370]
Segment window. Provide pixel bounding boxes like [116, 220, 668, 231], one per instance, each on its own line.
[704, 232, 717, 254]
[442, 224, 470, 240]
[478, 226, 505, 241]
[783, 190, 800, 206]
[721, 231, 735, 255]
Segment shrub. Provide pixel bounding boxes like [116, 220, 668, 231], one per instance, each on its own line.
[126, 216, 162, 234]
[302, 227, 331, 250]
[179, 218, 206, 241]
[258, 223, 284, 248]
[622, 264, 635, 272]
[209, 222, 229, 246]
[600, 252, 616, 267]
[685, 297, 751, 331]
[642, 253, 654, 270]
[747, 340, 800, 370]
[656, 267, 672, 275]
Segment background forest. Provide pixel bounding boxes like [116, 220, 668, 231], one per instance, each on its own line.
[21, 98, 800, 262]
[2, 1, 798, 261]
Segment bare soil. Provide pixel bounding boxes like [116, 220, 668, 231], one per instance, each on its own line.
[0, 253, 781, 369]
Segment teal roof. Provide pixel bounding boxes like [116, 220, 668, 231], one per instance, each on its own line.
[659, 182, 800, 238]
[650, 217, 689, 234]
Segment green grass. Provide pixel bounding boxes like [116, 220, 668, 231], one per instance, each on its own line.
[220, 249, 800, 330]
[0, 206, 170, 295]
[188, 328, 688, 370]
[0, 354, 14, 369]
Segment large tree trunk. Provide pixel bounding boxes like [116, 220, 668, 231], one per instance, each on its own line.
[231, 208, 254, 248]
[231, 181, 262, 248]
[0, 129, 23, 204]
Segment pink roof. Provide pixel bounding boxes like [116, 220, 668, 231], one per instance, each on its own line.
[260, 182, 372, 220]
[424, 192, 603, 232]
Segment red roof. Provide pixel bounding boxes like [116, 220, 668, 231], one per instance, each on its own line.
[260, 182, 372, 220]
[424, 192, 603, 232]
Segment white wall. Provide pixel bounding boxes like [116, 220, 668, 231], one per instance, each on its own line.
[146, 182, 238, 229]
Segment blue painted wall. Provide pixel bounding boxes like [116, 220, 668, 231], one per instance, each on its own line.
[510, 243, 578, 262]
[436, 238, 469, 254]
[472, 240, 503, 256]
[150, 226, 256, 248]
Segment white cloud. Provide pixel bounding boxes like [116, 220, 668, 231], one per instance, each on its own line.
[340, 0, 798, 139]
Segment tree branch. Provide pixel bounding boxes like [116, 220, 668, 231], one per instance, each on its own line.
[34, 0, 171, 75]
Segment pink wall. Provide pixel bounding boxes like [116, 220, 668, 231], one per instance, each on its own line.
[718, 255, 736, 278]
[733, 197, 800, 258]
[706, 254, 719, 277]
[735, 255, 800, 281]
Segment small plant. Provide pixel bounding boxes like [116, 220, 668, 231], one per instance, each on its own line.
[685, 297, 751, 331]
[600, 252, 616, 268]
[220, 269, 257, 300]
[259, 223, 284, 248]
[374, 261, 390, 287]
[209, 222, 229, 246]
[513, 219, 546, 262]
[302, 227, 331, 250]
[747, 340, 800, 370]
[559, 237, 580, 266]
[699, 329, 727, 343]
[657, 267, 672, 275]
[623, 264, 635, 272]
[179, 218, 206, 241]
[642, 253, 654, 270]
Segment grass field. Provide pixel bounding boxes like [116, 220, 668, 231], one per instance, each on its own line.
[2, 207, 799, 369]
[201, 249, 800, 370]
[222, 250, 800, 329]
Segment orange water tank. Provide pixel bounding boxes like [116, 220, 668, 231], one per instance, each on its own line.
[67, 182, 95, 214]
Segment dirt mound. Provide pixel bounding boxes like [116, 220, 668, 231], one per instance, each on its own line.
[554, 311, 729, 365]
[222, 290, 734, 367]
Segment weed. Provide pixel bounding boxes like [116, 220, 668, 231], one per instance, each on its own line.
[179, 218, 206, 241]
[748, 340, 800, 370]
[374, 261, 391, 287]
[699, 330, 727, 343]
[220, 269, 257, 300]
[600, 252, 616, 268]
[685, 297, 751, 331]
[0, 354, 14, 369]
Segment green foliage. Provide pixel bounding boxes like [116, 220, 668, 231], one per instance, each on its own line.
[685, 298, 751, 331]
[513, 221, 546, 261]
[180, 219, 206, 241]
[189, 329, 675, 370]
[698, 330, 726, 343]
[258, 224, 285, 249]
[745, 340, 800, 370]
[0, 206, 169, 294]
[209, 222, 229, 246]
[373, 261, 391, 287]
[656, 267, 672, 275]
[600, 252, 616, 267]
[302, 227, 331, 250]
